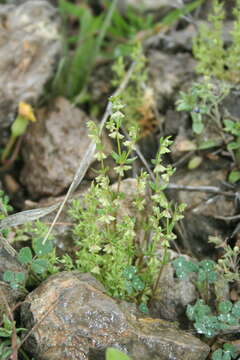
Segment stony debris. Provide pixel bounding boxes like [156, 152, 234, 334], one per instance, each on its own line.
[0, 0, 61, 132]
[20, 97, 114, 198]
[168, 163, 235, 256]
[150, 250, 197, 322]
[21, 271, 210, 360]
[148, 51, 196, 112]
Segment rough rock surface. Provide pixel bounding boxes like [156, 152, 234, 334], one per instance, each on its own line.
[0, 0, 61, 131]
[168, 163, 235, 256]
[150, 251, 197, 322]
[20, 98, 92, 198]
[21, 97, 113, 198]
[148, 51, 196, 112]
[21, 271, 209, 360]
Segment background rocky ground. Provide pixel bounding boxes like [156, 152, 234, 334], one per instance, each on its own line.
[0, 0, 239, 359]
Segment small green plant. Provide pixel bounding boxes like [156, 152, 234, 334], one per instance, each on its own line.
[0, 190, 13, 220]
[212, 343, 238, 360]
[3, 221, 56, 291]
[0, 314, 26, 360]
[173, 254, 240, 348]
[68, 96, 184, 309]
[1, 102, 36, 163]
[193, 0, 240, 82]
[173, 256, 217, 303]
[223, 118, 240, 182]
[52, 0, 117, 102]
[112, 43, 151, 135]
[176, 78, 230, 135]
[106, 347, 131, 360]
[186, 299, 240, 338]
[208, 236, 240, 287]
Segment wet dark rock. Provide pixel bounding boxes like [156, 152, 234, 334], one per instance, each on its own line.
[21, 271, 209, 360]
[0, 0, 61, 132]
[150, 250, 197, 322]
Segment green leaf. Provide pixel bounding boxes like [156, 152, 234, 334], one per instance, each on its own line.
[33, 238, 53, 256]
[123, 266, 137, 280]
[194, 315, 219, 337]
[161, 0, 203, 26]
[212, 349, 223, 360]
[218, 301, 232, 314]
[132, 276, 144, 291]
[125, 280, 133, 295]
[59, 0, 86, 17]
[31, 258, 49, 274]
[228, 170, 240, 183]
[106, 347, 131, 360]
[11, 115, 29, 138]
[172, 256, 198, 279]
[192, 117, 204, 134]
[232, 301, 240, 318]
[3, 271, 15, 283]
[223, 343, 238, 359]
[227, 142, 240, 151]
[199, 259, 215, 272]
[17, 247, 33, 264]
[15, 272, 26, 284]
[188, 156, 202, 170]
[139, 303, 149, 314]
[198, 139, 220, 150]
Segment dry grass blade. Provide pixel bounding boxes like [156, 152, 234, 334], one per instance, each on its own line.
[0, 203, 59, 230]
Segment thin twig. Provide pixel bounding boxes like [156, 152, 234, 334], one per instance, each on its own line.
[167, 183, 237, 198]
[215, 214, 240, 221]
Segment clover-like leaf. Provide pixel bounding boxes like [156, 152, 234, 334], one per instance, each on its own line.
[33, 238, 53, 256]
[31, 258, 49, 274]
[173, 256, 198, 280]
[139, 303, 149, 314]
[125, 280, 133, 295]
[15, 272, 26, 284]
[232, 301, 240, 318]
[123, 266, 137, 280]
[218, 301, 232, 314]
[17, 247, 33, 265]
[132, 275, 144, 291]
[194, 315, 219, 337]
[3, 271, 15, 283]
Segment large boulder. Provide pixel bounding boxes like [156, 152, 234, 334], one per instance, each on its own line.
[0, 0, 61, 132]
[21, 271, 210, 360]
